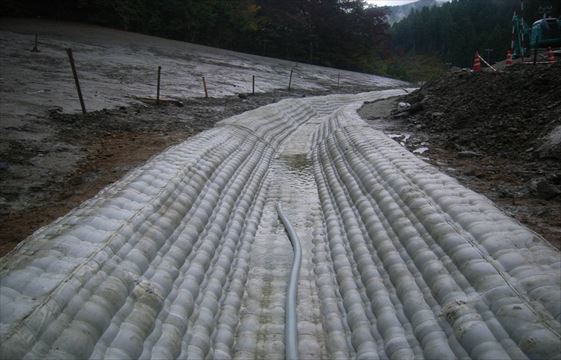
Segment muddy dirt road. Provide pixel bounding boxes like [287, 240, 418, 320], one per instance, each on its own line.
[1, 90, 559, 360]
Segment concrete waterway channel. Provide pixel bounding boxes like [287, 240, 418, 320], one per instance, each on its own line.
[0, 90, 560, 359]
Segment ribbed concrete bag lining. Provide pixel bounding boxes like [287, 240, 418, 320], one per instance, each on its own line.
[0, 90, 559, 359]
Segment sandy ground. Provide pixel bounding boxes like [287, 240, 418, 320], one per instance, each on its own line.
[359, 97, 561, 249]
[0, 18, 406, 255]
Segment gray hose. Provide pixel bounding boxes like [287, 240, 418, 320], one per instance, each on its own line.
[277, 201, 302, 360]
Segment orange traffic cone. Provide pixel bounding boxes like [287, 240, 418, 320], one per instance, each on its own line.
[473, 51, 481, 72]
[506, 50, 513, 66]
[548, 47, 556, 64]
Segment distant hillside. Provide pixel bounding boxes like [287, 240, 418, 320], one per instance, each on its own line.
[385, 0, 440, 24]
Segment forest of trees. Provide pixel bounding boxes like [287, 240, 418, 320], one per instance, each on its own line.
[392, 0, 561, 67]
[2, 0, 560, 79]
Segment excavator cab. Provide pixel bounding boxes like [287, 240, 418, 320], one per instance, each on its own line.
[530, 18, 561, 48]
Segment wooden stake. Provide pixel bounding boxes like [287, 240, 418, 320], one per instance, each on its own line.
[65, 48, 86, 114]
[288, 69, 293, 91]
[202, 76, 208, 98]
[31, 33, 39, 52]
[252, 75, 255, 95]
[157, 66, 161, 105]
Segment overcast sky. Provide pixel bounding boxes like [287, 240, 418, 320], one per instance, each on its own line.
[365, 0, 418, 6]
[365, 0, 450, 6]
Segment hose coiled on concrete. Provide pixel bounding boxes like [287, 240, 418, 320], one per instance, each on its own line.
[277, 201, 302, 360]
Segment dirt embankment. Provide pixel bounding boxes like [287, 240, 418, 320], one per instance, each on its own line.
[404, 63, 561, 160]
[360, 63, 561, 248]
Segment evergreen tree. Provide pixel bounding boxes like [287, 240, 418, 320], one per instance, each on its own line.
[391, 0, 559, 68]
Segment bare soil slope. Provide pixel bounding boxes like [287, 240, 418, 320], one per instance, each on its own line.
[404, 63, 561, 160]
